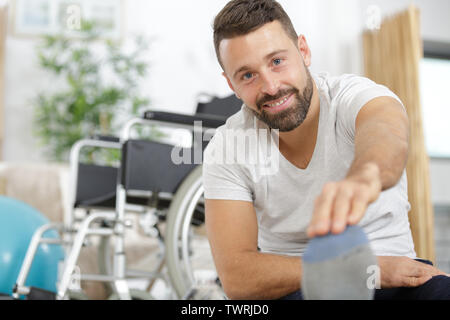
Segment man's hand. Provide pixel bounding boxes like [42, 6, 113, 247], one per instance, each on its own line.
[307, 162, 382, 238]
[378, 256, 448, 288]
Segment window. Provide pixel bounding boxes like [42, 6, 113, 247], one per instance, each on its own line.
[420, 41, 450, 158]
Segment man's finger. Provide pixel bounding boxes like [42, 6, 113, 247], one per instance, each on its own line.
[347, 189, 369, 225]
[416, 262, 447, 278]
[308, 183, 337, 237]
[415, 275, 432, 287]
[331, 186, 352, 234]
[404, 275, 432, 288]
[427, 265, 447, 277]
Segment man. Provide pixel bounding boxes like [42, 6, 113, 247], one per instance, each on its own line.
[202, 0, 450, 300]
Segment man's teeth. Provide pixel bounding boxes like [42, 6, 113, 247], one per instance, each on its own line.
[266, 96, 289, 107]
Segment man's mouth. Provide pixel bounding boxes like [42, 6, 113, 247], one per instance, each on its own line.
[262, 93, 294, 112]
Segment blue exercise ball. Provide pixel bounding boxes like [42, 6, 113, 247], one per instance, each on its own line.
[0, 196, 65, 298]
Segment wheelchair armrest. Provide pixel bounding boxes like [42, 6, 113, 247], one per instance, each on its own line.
[90, 135, 121, 143]
[143, 110, 227, 129]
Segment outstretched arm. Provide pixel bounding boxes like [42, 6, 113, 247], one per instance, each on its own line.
[205, 199, 302, 299]
[348, 96, 409, 190]
[307, 96, 409, 237]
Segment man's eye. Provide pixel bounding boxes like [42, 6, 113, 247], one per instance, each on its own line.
[273, 58, 282, 66]
[242, 72, 253, 80]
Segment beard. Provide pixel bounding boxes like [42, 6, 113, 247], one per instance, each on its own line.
[251, 68, 314, 132]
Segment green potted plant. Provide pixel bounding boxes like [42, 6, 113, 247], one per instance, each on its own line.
[33, 22, 163, 163]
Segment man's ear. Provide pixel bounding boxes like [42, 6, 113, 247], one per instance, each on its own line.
[297, 34, 311, 67]
[222, 72, 240, 99]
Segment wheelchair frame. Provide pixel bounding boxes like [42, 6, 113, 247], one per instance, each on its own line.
[13, 111, 222, 300]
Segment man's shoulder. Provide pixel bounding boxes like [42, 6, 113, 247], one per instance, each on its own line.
[314, 72, 375, 94]
[314, 72, 372, 83]
[314, 72, 398, 111]
[204, 105, 255, 157]
[203, 104, 276, 177]
[210, 104, 258, 139]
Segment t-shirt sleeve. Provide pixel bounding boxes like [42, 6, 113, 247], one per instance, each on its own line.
[333, 74, 404, 144]
[202, 162, 253, 202]
[202, 130, 253, 202]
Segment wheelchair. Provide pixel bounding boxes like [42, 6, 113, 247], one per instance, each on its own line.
[12, 94, 242, 300]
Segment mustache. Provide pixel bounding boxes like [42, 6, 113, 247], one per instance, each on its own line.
[256, 87, 299, 110]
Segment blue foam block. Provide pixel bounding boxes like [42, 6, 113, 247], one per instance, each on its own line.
[303, 225, 369, 263]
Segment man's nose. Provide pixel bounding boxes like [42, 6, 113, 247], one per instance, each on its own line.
[260, 72, 280, 96]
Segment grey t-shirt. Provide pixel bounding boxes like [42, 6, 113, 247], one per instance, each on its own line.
[203, 72, 416, 258]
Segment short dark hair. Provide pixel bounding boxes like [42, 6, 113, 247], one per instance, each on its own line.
[213, 0, 298, 69]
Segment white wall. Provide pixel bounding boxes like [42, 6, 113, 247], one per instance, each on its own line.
[125, 0, 365, 111]
[2, 0, 450, 203]
[358, 0, 450, 43]
[1, 0, 367, 163]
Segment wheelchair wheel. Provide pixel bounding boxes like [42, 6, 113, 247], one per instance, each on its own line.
[165, 165, 224, 299]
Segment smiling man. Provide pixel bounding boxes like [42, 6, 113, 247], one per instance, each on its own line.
[202, 0, 450, 300]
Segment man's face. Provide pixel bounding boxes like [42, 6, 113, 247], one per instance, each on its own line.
[220, 21, 314, 132]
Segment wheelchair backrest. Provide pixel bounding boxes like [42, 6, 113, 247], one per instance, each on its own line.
[120, 95, 242, 195]
[195, 94, 242, 118]
[121, 139, 197, 194]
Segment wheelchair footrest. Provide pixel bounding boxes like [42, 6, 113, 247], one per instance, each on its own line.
[26, 287, 56, 300]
